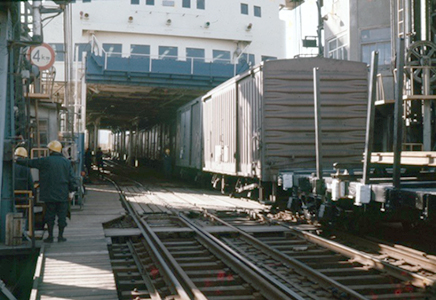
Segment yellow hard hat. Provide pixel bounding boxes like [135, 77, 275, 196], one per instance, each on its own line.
[47, 140, 62, 153]
[14, 147, 28, 158]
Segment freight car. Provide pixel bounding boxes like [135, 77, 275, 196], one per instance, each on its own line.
[199, 57, 369, 201]
[175, 97, 203, 180]
[120, 57, 436, 228]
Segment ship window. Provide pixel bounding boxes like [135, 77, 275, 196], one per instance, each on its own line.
[50, 43, 64, 61]
[261, 55, 277, 61]
[75, 43, 90, 61]
[146, 0, 154, 5]
[131, 0, 139, 4]
[131, 45, 150, 57]
[187, 48, 205, 62]
[103, 43, 122, 58]
[159, 46, 178, 60]
[163, 0, 174, 6]
[213, 50, 231, 64]
[197, 0, 205, 10]
[38, 119, 49, 147]
[327, 32, 348, 60]
[241, 3, 248, 15]
[182, 0, 190, 8]
[361, 28, 391, 66]
[254, 6, 261, 17]
[362, 42, 391, 66]
[238, 53, 255, 66]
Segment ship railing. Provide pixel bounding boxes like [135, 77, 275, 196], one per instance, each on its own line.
[90, 35, 245, 76]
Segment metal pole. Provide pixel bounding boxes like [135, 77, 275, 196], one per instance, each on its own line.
[0, 11, 10, 203]
[393, 38, 405, 188]
[63, 4, 70, 133]
[32, 1, 42, 42]
[313, 67, 323, 179]
[316, 0, 324, 57]
[363, 51, 379, 184]
[423, 67, 431, 150]
[93, 121, 99, 154]
[35, 100, 40, 151]
[0, 11, 11, 243]
[128, 129, 134, 166]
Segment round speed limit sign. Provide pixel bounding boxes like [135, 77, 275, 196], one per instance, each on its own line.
[28, 43, 56, 70]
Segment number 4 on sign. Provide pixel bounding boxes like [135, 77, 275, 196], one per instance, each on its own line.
[28, 43, 55, 70]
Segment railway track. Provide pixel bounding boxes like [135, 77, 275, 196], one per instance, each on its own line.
[314, 230, 436, 283]
[101, 162, 436, 299]
[106, 177, 298, 299]
[200, 211, 434, 299]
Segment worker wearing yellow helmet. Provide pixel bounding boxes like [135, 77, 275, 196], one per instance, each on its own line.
[16, 140, 77, 243]
[14, 147, 35, 196]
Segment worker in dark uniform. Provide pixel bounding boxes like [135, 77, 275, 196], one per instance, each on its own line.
[14, 147, 35, 233]
[17, 140, 76, 243]
[84, 148, 93, 176]
[14, 147, 35, 195]
[163, 148, 172, 179]
[95, 147, 104, 176]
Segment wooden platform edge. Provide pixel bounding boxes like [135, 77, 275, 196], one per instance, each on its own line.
[29, 244, 45, 300]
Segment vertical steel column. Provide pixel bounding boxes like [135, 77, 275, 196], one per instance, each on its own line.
[121, 131, 126, 160]
[0, 11, 9, 203]
[313, 67, 323, 179]
[128, 129, 134, 166]
[0, 10, 11, 242]
[32, 1, 42, 41]
[0, 4, 18, 242]
[363, 51, 379, 184]
[113, 131, 117, 157]
[316, 0, 324, 57]
[404, 0, 412, 48]
[93, 121, 99, 154]
[423, 68, 432, 150]
[393, 38, 405, 188]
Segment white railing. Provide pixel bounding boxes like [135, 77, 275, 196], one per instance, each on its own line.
[90, 35, 242, 76]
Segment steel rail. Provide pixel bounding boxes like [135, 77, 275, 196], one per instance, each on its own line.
[106, 177, 194, 300]
[126, 241, 163, 300]
[220, 237, 325, 300]
[332, 231, 436, 277]
[178, 214, 308, 300]
[200, 211, 368, 300]
[284, 224, 434, 289]
[136, 217, 208, 300]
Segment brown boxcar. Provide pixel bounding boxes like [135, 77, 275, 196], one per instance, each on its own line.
[202, 58, 368, 183]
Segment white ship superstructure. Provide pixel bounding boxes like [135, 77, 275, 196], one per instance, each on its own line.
[45, 0, 287, 81]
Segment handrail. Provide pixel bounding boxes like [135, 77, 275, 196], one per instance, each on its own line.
[89, 36, 241, 75]
[90, 34, 108, 69]
[14, 190, 35, 248]
[403, 65, 436, 97]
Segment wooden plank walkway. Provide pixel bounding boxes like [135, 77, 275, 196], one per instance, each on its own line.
[33, 184, 125, 300]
